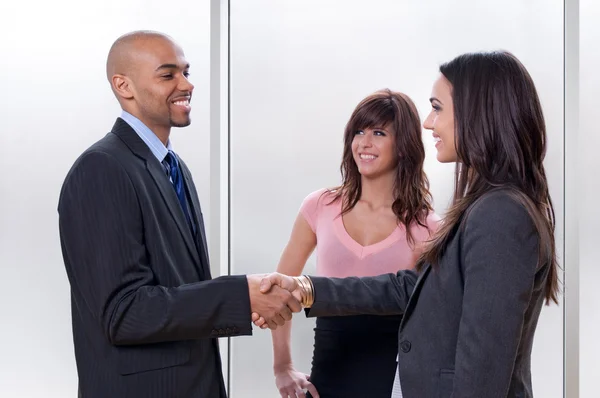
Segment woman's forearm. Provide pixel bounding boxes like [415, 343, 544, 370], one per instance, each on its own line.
[271, 319, 294, 371]
[305, 271, 419, 317]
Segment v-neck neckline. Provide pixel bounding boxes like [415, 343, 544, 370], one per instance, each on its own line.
[333, 202, 403, 259]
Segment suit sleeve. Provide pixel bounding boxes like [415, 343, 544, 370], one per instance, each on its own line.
[452, 194, 539, 397]
[304, 270, 419, 317]
[58, 150, 252, 346]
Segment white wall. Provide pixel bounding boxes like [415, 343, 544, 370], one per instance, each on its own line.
[579, 1, 599, 396]
[228, 0, 565, 397]
[1, 1, 587, 397]
[0, 1, 212, 397]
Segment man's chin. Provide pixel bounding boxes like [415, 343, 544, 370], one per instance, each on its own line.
[170, 118, 191, 128]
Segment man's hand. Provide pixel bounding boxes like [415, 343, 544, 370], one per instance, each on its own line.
[247, 274, 302, 330]
[251, 273, 305, 329]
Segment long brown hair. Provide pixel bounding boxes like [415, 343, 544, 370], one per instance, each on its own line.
[327, 89, 433, 245]
[420, 51, 559, 305]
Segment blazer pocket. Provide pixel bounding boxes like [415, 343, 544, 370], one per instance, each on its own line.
[437, 368, 454, 398]
[117, 341, 191, 375]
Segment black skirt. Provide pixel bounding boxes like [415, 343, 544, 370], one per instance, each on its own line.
[306, 314, 401, 398]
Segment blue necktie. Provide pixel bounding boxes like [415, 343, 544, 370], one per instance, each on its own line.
[163, 151, 195, 234]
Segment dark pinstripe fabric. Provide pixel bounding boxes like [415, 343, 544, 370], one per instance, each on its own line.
[58, 119, 252, 398]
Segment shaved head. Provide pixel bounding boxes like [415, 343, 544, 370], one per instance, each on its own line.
[106, 30, 176, 87]
[105, 30, 194, 143]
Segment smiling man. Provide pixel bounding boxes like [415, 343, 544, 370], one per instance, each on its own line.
[57, 31, 301, 398]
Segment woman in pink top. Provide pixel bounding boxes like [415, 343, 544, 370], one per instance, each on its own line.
[270, 89, 440, 398]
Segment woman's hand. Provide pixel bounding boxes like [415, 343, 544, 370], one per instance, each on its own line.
[275, 366, 319, 398]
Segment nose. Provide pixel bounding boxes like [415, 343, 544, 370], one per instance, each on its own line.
[359, 133, 373, 147]
[423, 112, 434, 130]
[179, 74, 194, 93]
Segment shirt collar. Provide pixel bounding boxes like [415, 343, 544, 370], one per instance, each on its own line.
[120, 110, 173, 163]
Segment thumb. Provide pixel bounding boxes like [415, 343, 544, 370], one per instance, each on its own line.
[259, 275, 275, 293]
[277, 274, 298, 292]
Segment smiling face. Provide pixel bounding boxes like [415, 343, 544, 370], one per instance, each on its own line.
[423, 74, 457, 163]
[340, 89, 427, 192]
[351, 125, 397, 178]
[108, 34, 194, 141]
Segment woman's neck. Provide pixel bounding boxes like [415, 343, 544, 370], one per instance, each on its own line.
[359, 172, 396, 208]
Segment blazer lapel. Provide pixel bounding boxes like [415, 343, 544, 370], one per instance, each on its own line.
[111, 119, 202, 272]
[179, 162, 211, 280]
[400, 263, 432, 329]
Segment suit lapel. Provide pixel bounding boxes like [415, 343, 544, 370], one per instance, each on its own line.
[179, 161, 211, 280]
[146, 158, 202, 268]
[111, 119, 202, 274]
[400, 263, 432, 329]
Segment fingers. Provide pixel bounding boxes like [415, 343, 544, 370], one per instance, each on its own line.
[279, 388, 300, 398]
[297, 376, 318, 398]
[260, 272, 298, 293]
[252, 315, 267, 328]
[279, 305, 293, 321]
[274, 312, 287, 327]
[287, 294, 302, 313]
[251, 314, 268, 329]
[267, 318, 278, 330]
[280, 387, 306, 398]
[305, 383, 319, 398]
[251, 297, 293, 327]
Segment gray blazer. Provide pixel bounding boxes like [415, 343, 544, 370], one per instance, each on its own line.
[306, 190, 549, 398]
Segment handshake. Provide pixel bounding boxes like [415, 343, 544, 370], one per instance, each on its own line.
[246, 273, 314, 330]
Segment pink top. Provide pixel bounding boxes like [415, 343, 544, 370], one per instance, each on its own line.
[300, 188, 441, 278]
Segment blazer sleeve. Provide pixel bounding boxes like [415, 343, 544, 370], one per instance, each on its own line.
[58, 150, 252, 346]
[304, 271, 419, 317]
[452, 193, 540, 397]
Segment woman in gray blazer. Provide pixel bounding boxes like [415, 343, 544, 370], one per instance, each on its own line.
[255, 51, 559, 398]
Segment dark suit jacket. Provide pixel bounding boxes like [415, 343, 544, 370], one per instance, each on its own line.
[306, 190, 549, 398]
[58, 118, 251, 398]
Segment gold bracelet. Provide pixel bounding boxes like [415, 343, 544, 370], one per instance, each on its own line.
[293, 276, 308, 307]
[304, 275, 315, 308]
[293, 275, 314, 308]
[292, 275, 313, 308]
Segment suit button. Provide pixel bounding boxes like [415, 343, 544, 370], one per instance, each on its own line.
[400, 340, 412, 353]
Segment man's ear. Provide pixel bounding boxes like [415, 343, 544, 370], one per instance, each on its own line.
[111, 74, 134, 100]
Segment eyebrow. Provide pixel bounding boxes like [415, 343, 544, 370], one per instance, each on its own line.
[155, 63, 190, 71]
[429, 97, 442, 104]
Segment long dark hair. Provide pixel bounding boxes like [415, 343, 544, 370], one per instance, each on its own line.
[328, 89, 433, 245]
[420, 51, 559, 305]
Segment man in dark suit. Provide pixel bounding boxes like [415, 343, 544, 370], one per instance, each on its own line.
[58, 30, 300, 398]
